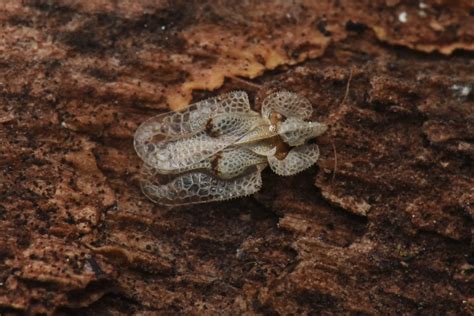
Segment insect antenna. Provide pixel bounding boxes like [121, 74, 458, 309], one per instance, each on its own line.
[328, 67, 352, 183]
[340, 66, 353, 106]
[325, 66, 354, 126]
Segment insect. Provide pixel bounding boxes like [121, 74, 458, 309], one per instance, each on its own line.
[134, 91, 327, 205]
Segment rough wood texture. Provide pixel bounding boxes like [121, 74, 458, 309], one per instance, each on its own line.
[1, 0, 473, 314]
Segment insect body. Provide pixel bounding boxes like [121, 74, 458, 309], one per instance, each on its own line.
[134, 91, 327, 205]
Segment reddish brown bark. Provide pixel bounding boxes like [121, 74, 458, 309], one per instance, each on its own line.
[0, 1, 473, 314]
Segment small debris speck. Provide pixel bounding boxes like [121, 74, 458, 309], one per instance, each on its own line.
[419, 1, 428, 9]
[450, 84, 472, 99]
[398, 12, 408, 23]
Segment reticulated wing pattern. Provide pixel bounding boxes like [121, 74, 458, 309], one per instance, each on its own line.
[278, 117, 328, 146]
[217, 91, 254, 114]
[244, 141, 277, 156]
[144, 113, 266, 171]
[146, 132, 234, 172]
[216, 147, 268, 179]
[261, 91, 313, 120]
[140, 165, 264, 205]
[235, 125, 277, 144]
[145, 144, 268, 178]
[134, 90, 327, 205]
[134, 91, 252, 161]
[267, 144, 320, 176]
[207, 113, 263, 138]
[142, 154, 213, 176]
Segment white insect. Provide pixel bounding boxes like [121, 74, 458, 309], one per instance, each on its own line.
[134, 91, 327, 205]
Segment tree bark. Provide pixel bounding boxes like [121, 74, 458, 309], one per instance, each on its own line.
[0, 0, 473, 314]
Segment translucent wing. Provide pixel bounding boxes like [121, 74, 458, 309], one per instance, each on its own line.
[261, 91, 313, 120]
[142, 131, 229, 172]
[140, 165, 265, 205]
[146, 145, 267, 179]
[244, 141, 277, 156]
[205, 113, 262, 138]
[134, 91, 253, 161]
[142, 114, 265, 172]
[267, 144, 320, 176]
[235, 125, 277, 145]
[215, 147, 268, 179]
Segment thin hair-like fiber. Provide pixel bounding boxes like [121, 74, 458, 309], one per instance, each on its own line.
[331, 67, 353, 183]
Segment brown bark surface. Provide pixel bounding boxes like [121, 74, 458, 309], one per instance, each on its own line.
[1, 0, 473, 314]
